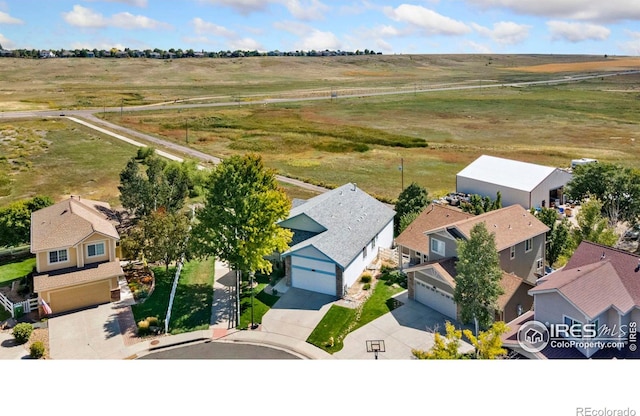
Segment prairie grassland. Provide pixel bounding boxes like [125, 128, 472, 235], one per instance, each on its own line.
[0, 118, 137, 206]
[103, 70, 640, 201]
[2, 54, 640, 203]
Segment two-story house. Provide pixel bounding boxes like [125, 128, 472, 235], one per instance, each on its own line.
[400, 204, 549, 323]
[31, 196, 124, 315]
[503, 241, 640, 359]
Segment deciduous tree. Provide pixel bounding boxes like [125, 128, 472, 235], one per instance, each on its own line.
[0, 196, 53, 247]
[463, 321, 509, 359]
[571, 197, 618, 248]
[454, 222, 504, 330]
[394, 182, 429, 235]
[412, 321, 465, 359]
[121, 209, 192, 272]
[190, 154, 292, 324]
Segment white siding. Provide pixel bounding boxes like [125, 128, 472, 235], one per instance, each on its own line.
[456, 177, 530, 209]
[342, 219, 394, 290]
[290, 246, 336, 296]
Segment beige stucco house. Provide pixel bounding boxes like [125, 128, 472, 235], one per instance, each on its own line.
[31, 196, 124, 315]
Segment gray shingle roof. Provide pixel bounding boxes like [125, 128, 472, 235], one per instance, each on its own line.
[281, 183, 395, 268]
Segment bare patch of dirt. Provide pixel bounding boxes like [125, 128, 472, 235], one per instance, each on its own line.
[509, 57, 640, 73]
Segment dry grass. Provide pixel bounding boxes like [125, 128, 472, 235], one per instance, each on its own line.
[2, 54, 640, 202]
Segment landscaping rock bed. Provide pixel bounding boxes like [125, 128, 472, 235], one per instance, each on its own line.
[124, 265, 155, 302]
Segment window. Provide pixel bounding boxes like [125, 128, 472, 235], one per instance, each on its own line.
[431, 238, 445, 256]
[49, 249, 68, 264]
[87, 242, 105, 257]
[564, 316, 583, 337]
[525, 238, 533, 253]
[510, 246, 515, 260]
[536, 258, 543, 270]
[362, 246, 368, 260]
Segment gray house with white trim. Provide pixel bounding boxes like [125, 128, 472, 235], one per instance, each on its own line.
[278, 183, 395, 297]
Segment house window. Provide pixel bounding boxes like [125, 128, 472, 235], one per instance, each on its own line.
[431, 238, 445, 256]
[510, 246, 515, 260]
[87, 242, 105, 257]
[536, 258, 543, 270]
[563, 316, 583, 338]
[525, 238, 533, 253]
[49, 249, 68, 264]
[362, 246, 368, 260]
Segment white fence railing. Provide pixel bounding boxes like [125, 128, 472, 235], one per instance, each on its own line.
[0, 291, 39, 319]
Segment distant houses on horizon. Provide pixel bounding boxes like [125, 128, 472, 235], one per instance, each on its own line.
[0, 47, 382, 60]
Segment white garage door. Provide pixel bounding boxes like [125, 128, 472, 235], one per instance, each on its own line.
[292, 267, 336, 296]
[415, 280, 457, 320]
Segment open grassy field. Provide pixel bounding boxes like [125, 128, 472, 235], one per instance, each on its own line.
[103, 70, 640, 201]
[1, 54, 639, 202]
[0, 118, 138, 207]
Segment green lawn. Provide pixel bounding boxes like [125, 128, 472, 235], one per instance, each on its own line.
[131, 258, 214, 335]
[0, 257, 36, 285]
[307, 275, 405, 354]
[238, 272, 280, 329]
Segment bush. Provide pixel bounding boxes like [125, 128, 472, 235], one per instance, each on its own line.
[360, 273, 372, 284]
[363, 283, 371, 290]
[30, 341, 45, 359]
[137, 319, 150, 336]
[146, 316, 159, 327]
[12, 322, 33, 344]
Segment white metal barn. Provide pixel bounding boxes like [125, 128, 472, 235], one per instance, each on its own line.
[279, 183, 395, 297]
[456, 155, 573, 210]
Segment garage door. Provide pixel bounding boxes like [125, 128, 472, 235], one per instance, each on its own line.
[292, 267, 336, 296]
[414, 280, 457, 320]
[48, 280, 112, 313]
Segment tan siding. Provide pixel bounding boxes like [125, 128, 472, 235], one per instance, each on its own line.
[44, 278, 114, 313]
[37, 247, 79, 273]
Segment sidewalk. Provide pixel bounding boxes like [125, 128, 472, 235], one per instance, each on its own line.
[123, 260, 333, 360]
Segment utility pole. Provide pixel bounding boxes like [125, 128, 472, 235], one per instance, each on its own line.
[185, 119, 188, 144]
[399, 158, 404, 191]
[120, 99, 123, 117]
[250, 271, 258, 329]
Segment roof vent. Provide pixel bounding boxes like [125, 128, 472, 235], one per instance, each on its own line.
[352, 183, 357, 192]
[493, 224, 497, 227]
[601, 252, 606, 260]
[528, 222, 532, 226]
[508, 224, 512, 229]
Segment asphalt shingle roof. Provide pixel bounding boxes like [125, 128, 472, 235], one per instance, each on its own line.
[30, 197, 120, 252]
[395, 203, 472, 252]
[281, 183, 395, 268]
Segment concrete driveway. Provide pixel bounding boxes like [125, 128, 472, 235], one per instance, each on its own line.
[261, 287, 338, 341]
[48, 303, 133, 359]
[334, 291, 474, 360]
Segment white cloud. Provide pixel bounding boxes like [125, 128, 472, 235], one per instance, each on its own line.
[83, 0, 148, 6]
[547, 21, 610, 42]
[192, 17, 235, 37]
[273, 20, 311, 37]
[0, 33, 14, 49]
[229, 37, 262, 51]
[296, 29, 342, 51]
[198, 0, 272, 15]
[466, 0, 640, 23]
[69, 41, 127, 51]
[619, 31, 640, 55]
[384, 4, 471, 36]
[472, 21, 531, 45]
[0, 11, 22, 24]
[190, 18, 262, 51]
[111, 12, 170, 29]
[464, 40, 493, 53]
[62, 5, 170, 30]
[62, 5, 108, 28]
[283, 0, 329, 20]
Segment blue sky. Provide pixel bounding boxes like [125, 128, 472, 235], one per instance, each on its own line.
[1, 0, 640, 55]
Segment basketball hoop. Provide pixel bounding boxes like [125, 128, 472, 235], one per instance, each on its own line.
[366, 340, 386, 360]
